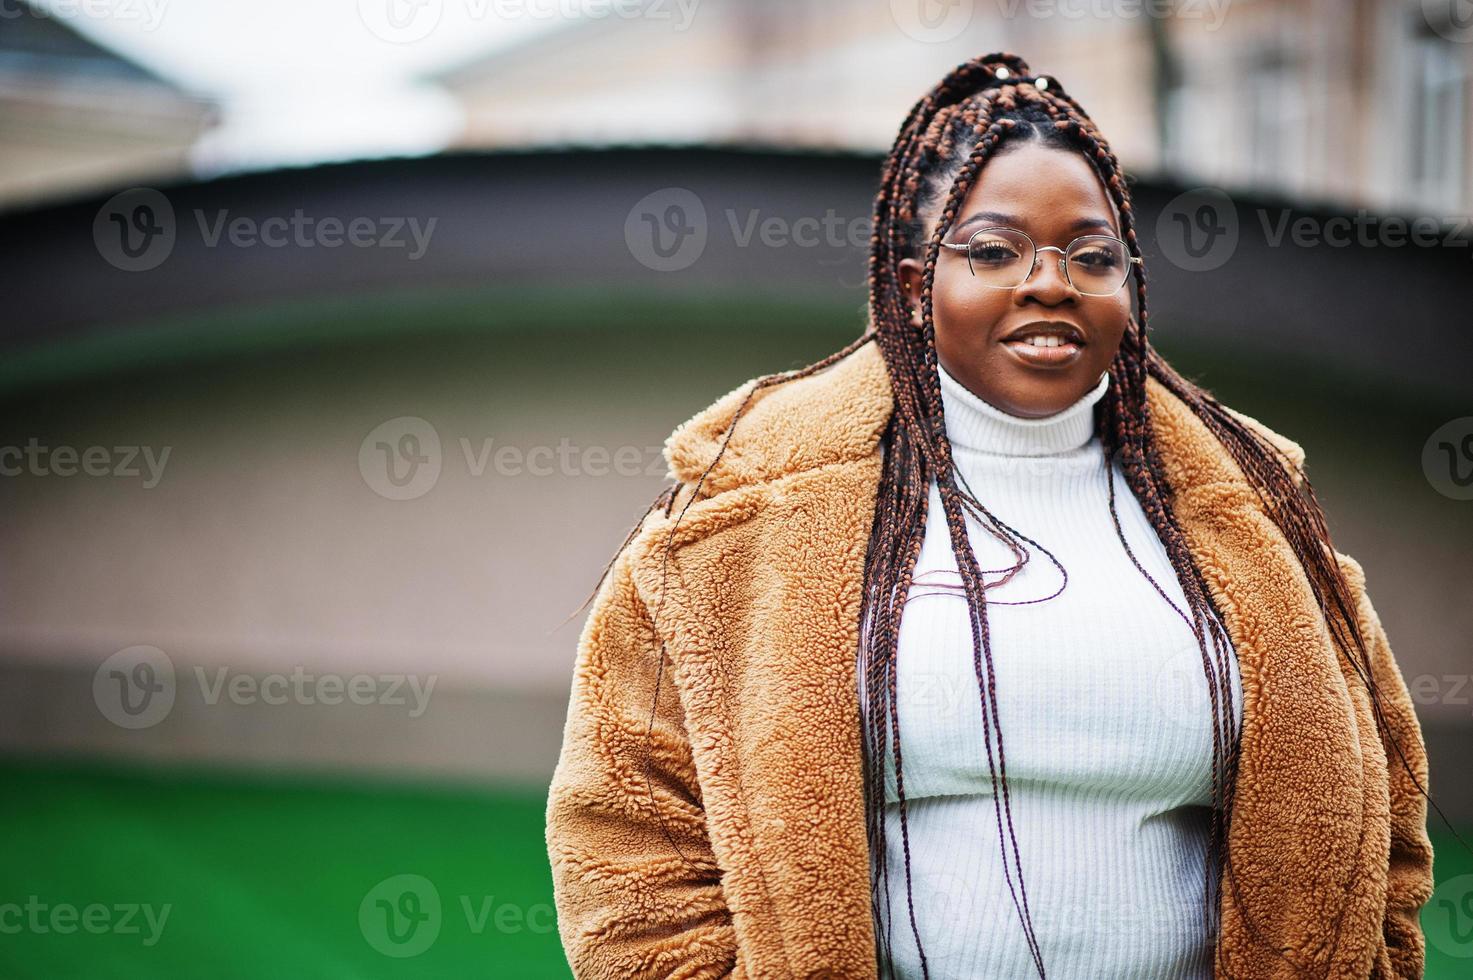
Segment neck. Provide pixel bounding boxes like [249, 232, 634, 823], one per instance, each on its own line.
[937, 361, 1110, 457]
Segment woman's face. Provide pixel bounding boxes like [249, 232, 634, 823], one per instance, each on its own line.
[898, 142, 1133, 419]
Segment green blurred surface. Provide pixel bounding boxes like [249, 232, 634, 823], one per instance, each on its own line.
[0, 759, 565, 979]
[1, 758, 1470, 978]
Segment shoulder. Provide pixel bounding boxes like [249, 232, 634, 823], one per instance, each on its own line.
[1221, 404, 1308, 480]
[1144, 373, 1309, 490]
[659, 338, 895, 497]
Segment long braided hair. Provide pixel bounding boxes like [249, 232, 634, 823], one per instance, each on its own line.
[859, 53, 1251, 977]
[570, 50, 1452, 980]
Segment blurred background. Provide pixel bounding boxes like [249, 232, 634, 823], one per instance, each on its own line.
[1, 0, 1470, 976]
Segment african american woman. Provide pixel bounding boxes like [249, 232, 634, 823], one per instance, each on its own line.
[546, 53, 1437, 980]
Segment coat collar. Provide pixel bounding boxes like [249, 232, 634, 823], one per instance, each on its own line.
[661, 337, 1306, 501]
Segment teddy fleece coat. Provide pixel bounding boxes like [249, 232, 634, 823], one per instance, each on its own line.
[545, 339, 1434, 980]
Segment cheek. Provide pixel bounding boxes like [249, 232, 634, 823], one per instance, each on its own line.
[1090, 295, 1133, 341]
[930, 271, 1012, 346]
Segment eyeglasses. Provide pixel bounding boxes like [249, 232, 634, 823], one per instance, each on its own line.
[939, 226, 1142, 296]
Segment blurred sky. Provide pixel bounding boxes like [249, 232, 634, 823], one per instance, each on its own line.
[30, 0, 573, 172]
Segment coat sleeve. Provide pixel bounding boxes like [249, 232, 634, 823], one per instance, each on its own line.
[1334, 550, 1435, 980]
[545, 533, 745, 979]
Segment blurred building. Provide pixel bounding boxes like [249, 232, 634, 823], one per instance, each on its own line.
[1162, 0, 1470, 217]
[431, 0, 1472, 218]
[2, 1, 1466, 219]
[0, 1, 1469, 817]
[0, 5, 216, 210]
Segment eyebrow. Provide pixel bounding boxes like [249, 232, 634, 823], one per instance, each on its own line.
[949, 210, 1117, 238]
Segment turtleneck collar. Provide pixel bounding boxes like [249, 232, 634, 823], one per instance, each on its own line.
[937, 360, 1110, 457]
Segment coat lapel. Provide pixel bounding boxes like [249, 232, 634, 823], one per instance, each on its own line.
[633, 340, 1376, 979]
[1147, 390, 1384, 978]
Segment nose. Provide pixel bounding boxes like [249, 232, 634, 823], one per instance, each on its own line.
[1013, 246, 1074, 305]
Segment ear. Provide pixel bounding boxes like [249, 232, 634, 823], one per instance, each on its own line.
[896, 256, 925, 329]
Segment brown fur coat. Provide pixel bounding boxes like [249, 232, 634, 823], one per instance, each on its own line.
[546, 340, 1433, 979]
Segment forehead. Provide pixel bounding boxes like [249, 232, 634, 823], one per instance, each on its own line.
[946, 143, 1119, 239]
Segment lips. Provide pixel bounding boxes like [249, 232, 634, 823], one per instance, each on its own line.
[1000, 321, 1087, 346]
[999, 321, 1088, 368]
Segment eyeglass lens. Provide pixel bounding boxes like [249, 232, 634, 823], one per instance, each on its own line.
[965, 227, 1130, 296]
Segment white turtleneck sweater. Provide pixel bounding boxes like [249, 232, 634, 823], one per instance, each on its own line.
[866, 362, 1244, 980]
